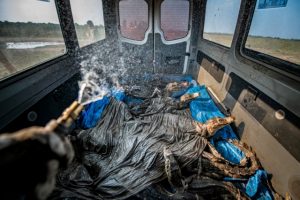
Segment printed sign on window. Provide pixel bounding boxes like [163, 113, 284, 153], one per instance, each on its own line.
[258, 0, 288, 9]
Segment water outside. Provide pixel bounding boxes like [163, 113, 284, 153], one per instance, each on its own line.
[5, 42, 64, 49]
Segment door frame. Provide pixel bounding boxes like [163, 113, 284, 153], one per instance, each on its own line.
[116, 0, 192, 74]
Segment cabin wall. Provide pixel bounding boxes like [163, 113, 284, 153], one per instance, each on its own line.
[0, 0, 120, 132]
[189, 0, 300, 199]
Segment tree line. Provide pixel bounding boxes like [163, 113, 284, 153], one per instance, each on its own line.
[0, 21, 105, 39]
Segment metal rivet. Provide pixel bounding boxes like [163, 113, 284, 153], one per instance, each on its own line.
[27, 111, 38, 122]
[275, 109, 285, 120]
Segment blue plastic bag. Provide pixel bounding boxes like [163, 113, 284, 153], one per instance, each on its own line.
[246, 170, 273, 200]
[111, 87, 126, 101]
[213, 139, 245, 164]
[78, 96, 110, 129]
[186, 85, 244, 164]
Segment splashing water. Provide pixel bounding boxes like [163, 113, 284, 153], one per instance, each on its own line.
[78, 81, 110, 106]
[77, 35, 129, 105]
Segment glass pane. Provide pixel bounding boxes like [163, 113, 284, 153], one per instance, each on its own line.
[0, 0, 66, 81]
[119, 0, 148, 41]
[246, 0, 300, 65]
[161, 0, 190, 41]
[70, 0, 106, 47]
[203, 0, 241, 47]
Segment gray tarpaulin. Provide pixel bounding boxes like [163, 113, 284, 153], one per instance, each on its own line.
[50, 79, 259, 200]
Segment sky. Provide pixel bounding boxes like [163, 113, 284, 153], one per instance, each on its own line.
[119, 0, 148, 25]
[249, 0, 300, 39]
[204, 0, 300, 39]
[70, 0, 104, 25]
[0, 0, 104, 25]
[204, 0, 241, 35]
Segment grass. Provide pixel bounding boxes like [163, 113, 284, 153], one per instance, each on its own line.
[203, 33, 233, 47]
[246, 36, 300, 65]
[0, 30, 105, 80]
[203, 33, 300, 65]
[0, 44, 66, 80]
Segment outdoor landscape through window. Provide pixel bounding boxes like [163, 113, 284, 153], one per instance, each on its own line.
[0, 0, 66, 80]
[161, 0, 190, 41]
[246, 0, 300, 65]
[70, 0, 106, 47]
[119, 0, 148, 41]
[203, 0, 241, 47]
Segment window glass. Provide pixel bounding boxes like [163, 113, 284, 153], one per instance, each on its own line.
[0, 0, 66, 81]
[119, 0, 148, 41]
[245, 0, 300, 65]
[161, 0, 190, 41]
[70, 0, 106, 47]
[203, 0, 241, 47]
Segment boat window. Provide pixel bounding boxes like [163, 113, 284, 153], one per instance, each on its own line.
[245, 0, 300, 66]
[203, 0, 241, 47]
[70, 0, 106, 47]
[0, 0, 66, 81]
[160, 0, 190, 41]
[119, 0, 149, 41]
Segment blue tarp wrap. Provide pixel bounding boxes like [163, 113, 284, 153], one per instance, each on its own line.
[185, 85, 244, 164]
[79, 96, 110, 129]
[213, 139, 245, 164]
[78, 88, 126, 129]
[245, 170, 273, 200]
[186, 84, 274, 199]
[111, 88, 126, 102]
[179, 76, 193, 83]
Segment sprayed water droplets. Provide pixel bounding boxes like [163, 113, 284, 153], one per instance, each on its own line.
[77, 38, 129, 105]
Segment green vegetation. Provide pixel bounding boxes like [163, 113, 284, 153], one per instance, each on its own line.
[203, 33, 300, 65]
[0, 21, 105, 80]
[74, 21, 105, 47]
[0, 21, 65, 80]
[246, 36, 300, 65]
[0, 21, 64, 39]
[0, 21, 105, 43]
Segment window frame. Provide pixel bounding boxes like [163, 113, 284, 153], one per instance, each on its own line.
[0, 53, 69, 88]
[0, 0, 71, 84]
[159, 0, 191, 41]
[0, 0, 80, 130]
[239, 0, 300, 77]
[201, 0, 242, 49]
[118, 0, 151, 42]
